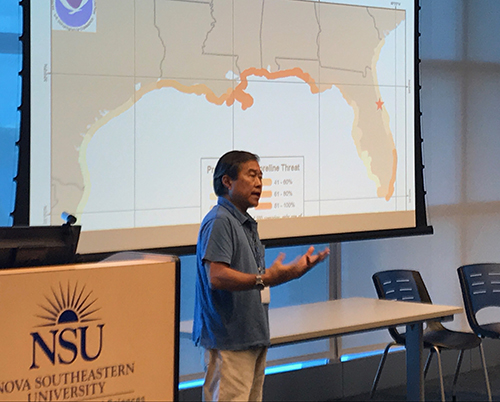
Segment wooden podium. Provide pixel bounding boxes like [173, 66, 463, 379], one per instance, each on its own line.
[0, 253, 180, 401]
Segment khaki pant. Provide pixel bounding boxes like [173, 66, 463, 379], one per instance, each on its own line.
[203, 347, 268, 402]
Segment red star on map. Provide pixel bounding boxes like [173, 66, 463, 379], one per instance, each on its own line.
[376, 98, 384, 110]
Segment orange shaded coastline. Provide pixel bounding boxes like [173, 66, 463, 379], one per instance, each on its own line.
[143, 67, 320, 111]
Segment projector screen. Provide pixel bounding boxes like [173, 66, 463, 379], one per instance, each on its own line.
[28, 0, 426, 254]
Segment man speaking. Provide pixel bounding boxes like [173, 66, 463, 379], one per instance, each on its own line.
[193, 150, 329, 401]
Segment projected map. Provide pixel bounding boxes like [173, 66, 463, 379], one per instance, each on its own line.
[31, 0, 414, 235]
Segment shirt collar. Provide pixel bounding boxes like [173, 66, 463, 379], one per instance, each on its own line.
[217, 196, 257, 227]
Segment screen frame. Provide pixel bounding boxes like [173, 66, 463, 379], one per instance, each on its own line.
[15, 0, 432, 258]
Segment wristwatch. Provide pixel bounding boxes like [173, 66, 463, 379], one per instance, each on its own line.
[255, 274, 265, 290]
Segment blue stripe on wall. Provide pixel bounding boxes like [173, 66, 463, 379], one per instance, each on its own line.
[0, 127, 18, 226]
[0, 2, 22, 226]
[0, 54, 22, 127]
[0, 33, 21, 55]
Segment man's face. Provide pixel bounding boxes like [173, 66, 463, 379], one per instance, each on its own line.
[223, 160, 263, 213]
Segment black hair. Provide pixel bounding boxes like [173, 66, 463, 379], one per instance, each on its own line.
[213, 150, 260, 196]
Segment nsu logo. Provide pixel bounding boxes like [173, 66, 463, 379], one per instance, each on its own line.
[30, 282, 104, 369]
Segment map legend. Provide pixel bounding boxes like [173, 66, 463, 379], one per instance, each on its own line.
[201, 157, 304, 220]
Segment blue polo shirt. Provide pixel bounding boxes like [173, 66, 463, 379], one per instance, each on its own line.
[192, 197, 270, 350]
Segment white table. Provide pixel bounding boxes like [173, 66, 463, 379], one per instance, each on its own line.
[181, 297, 462, 401]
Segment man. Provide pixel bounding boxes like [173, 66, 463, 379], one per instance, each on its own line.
[193, 150, 329, 401]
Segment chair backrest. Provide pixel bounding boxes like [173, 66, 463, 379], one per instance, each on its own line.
[372, 269, 432, 303]
[372, 270, 434, 344]
[457, 263, 500, 337]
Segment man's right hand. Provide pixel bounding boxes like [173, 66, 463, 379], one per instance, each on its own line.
[263, 246, 330, 287]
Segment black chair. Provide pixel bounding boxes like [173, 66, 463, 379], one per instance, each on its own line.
[458, 263, 500, 338]
[458, 264, 500, 395]
[371, 269, 491, 401]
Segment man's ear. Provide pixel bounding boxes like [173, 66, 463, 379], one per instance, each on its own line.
[222, 175, 232, 190]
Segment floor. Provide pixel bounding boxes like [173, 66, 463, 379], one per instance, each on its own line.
[333, 364, 499, 401]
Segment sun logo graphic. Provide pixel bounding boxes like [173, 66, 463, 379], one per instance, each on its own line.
[30, 282, 104, 370]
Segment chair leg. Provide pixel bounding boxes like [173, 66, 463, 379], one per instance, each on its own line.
[451, 349, 464, 402]
[433, 346, 445, 402]
[370, 342, 396, 399]
[423, 348, 434, 379]
[478, 342, 492, 402]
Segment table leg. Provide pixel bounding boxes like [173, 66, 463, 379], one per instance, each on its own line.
[405, 322, 424, 401]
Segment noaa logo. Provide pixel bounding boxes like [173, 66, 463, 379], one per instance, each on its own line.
[53, 0, 95, 31]
[30, 282, 104, 369]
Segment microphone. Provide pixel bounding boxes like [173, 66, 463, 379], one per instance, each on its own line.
[61, 212, 77, 226]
